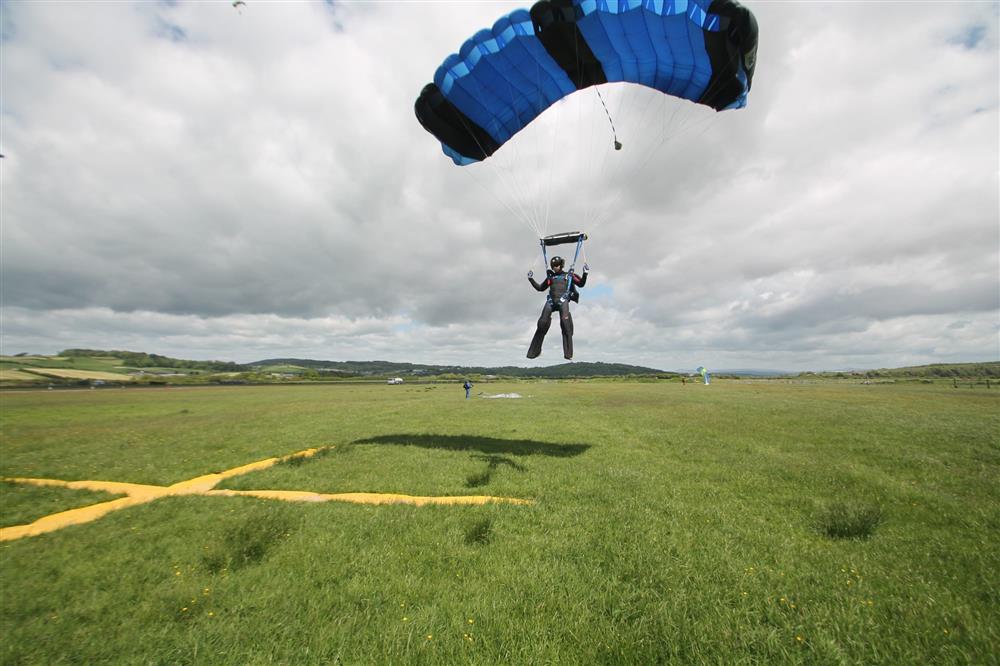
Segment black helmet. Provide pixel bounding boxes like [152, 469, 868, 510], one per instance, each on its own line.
[550, 256, 565, 269]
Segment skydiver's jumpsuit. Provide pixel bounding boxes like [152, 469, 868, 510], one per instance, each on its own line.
[527, 269, 587, 360]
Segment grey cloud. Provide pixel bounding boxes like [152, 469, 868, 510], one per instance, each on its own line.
[1, 1, 997, 369]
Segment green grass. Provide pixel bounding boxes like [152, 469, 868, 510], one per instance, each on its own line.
[0, 481, 124, 529]
[816, 501, 884, 540]
[0, 381, 997, 664]
[0, 355, 128, 373]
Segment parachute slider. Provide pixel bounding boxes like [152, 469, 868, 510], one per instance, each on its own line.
[541, 232, 587, 247]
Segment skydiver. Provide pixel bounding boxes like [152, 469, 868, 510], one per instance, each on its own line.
[526, 256, 588, 360]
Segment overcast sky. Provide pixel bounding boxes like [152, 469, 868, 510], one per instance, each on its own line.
[1, 0, 997, 371]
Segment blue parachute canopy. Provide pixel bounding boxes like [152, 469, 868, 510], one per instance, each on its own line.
[415, 0, 758, 165]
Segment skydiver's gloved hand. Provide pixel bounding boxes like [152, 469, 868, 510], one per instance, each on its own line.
[527, 270, 534, 279]
[583, 263, 590, 273]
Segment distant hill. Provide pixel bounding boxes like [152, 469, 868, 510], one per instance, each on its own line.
[5, 350, 996, 387]
[795, 361, 1000, 379]
[858, 362, 999, 378]
[251, 358, 671, 378]
[61, 349, 247, 373]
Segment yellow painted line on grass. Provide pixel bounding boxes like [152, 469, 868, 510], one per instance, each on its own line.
[0, 446, 532, 542]
[206, 489, 533, 506]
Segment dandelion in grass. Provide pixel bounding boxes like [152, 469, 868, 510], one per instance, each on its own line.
[426, 635, 433, 640]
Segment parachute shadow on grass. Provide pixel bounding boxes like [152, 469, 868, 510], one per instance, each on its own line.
[466, 454, 528, 488]
[352, 434, 590, 458]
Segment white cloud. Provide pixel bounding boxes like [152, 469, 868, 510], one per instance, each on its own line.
[1, 0, 997, 370]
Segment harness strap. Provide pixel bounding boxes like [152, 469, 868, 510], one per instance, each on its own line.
[540, 235, 585, 305]
[558, 236, 585, 304]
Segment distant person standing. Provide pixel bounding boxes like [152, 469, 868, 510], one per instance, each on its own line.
[463, 379, 472, 399]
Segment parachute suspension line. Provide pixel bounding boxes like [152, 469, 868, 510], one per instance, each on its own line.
[591, 88, 672, 231]
[454, 73, 540, 236]
[535, 67, 556, 237]
[583, 84, 629, 234]
[584, 84, 610, 237]
[593, 85, 662, 232]
[541, 62, 559, 239]
[584, 85, 658, 235]
[526, 63, 550, 239]
[493, 132, 540, 236]
[458, 165, 539, 239]
[448, 111, 531, 232]
[538, 69, 557, 239]
[500, 77, 541, 236]
[483, 110, 540, 236]
[588, 94, 716, 234]
[595, 87, 621, 152]
[485, 111, 537, 235]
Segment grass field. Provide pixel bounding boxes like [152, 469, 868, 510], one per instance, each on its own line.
[0, 381, 997, 664]
[0, 355, 127, 372]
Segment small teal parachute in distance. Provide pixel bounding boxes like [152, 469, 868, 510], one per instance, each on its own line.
[415, 0, 758, 165]
[696, 366, 711, 385]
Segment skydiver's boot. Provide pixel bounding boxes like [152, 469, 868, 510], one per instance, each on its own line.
[527, 304, 554, 359]
[559, 303, 574, 360]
